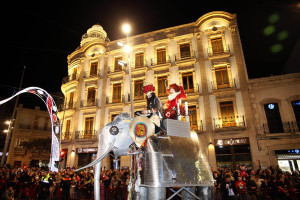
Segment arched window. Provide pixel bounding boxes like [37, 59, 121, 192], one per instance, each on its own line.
[264, 103, 283, 133]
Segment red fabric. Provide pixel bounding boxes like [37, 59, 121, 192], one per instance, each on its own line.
[235, 180, 246, 188]
[143, 84, 155, 94]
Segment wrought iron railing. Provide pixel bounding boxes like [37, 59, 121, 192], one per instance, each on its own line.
[83, 70, 101, 78]
[81, 99, 98, 107]
[75, 130, 97, 139]
[174, 50, 197, 62]
[145, 58, 171, 68]
[211, 79, 236, 90]
[62, 75, 78, 84]
[262, 121, 299, 134]
[61, 132, 72, 140]
[19, 124, 31, 130]
[213, 115, 245, 129]
[207, 44, 230, 57]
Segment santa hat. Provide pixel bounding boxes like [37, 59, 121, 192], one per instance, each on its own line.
[167, 83, 186, 99]
[143, 84, 155, 94]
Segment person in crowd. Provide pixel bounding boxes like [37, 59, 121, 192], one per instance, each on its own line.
[220, 174, 238, 200]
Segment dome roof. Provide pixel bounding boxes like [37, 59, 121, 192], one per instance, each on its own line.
[80, 24, 109, 46]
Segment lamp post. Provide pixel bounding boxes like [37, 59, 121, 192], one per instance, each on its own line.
[119, 24, 134, 118]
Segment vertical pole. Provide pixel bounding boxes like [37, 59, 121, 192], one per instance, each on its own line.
[1, 66, 26, 166]
[127, 34, 134, 118]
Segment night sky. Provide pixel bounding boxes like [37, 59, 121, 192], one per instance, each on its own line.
[0, 0, 299, 109]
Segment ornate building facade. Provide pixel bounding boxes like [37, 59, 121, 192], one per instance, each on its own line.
[6, 105, 52, 167]
[59, 11, 300, 171]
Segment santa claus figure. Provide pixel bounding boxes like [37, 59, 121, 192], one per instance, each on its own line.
[164, 83, 186, 119]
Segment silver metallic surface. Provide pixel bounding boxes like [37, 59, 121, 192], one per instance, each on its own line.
[147, 187, 166, 200]
[140, 131, 214, 188]
[163, 119, 191, 138]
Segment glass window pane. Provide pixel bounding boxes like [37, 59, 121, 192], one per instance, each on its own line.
[216, 155, 232, 162]
[215, 70, 222, 85]
[235, 154, 252, 161]
[222, 69, 229, 84]
[215, 146, 231, 154]
[233, 145, 251, 153]
[188, 75, 194, 89]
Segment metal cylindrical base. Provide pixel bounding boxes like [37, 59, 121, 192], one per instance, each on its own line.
[147, 187, 166, 200]
[182, 187, 195, 200]
[139, 186, 148, 200]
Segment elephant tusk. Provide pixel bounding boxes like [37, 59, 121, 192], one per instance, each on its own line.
[75, 137, 116, 172]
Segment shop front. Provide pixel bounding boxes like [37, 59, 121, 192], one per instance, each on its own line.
[77, 147, 97, 168]
[214, 138, 252, 170]
[275, 149, 300, 172]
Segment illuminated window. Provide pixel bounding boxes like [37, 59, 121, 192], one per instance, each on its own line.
[111, 114, 118, 122]
[215, 66, 230, 89]
[292, 100, 300, 129]
[189, 106, 198, 130]
[69, 92, 74, 108]
[112, 83, 121, 103]
[180, 43, 191, 59]
[134, 80, 144, 100]
[211, 37, 224, 54]
[135, 52, 144, 68]
[220, 101, 236, 127]
[114, 57, 123, 72]
[182, 72, 194, 93]
[65, 120, 71, 140]
[90, 62, 98, 76]
[87, 87, 96, 105]
[84, 117, 94, 138]
[157, 48, 166, 64]
[157, 76, 168, 96]
[71, 67, 77, 80]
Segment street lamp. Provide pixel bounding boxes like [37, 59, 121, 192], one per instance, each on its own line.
[118, 24, 134, 118]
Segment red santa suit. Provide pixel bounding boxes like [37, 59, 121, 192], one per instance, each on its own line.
[164, 83, 186, 119]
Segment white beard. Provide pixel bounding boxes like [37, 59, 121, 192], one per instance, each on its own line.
[168, 91, 180, 101]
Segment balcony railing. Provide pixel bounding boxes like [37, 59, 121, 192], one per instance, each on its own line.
[211, 79, 236, 90]
[207, 44, 230, 57]
[213, 115, 245, 129]
[80, 99, 98, 107]
[62, 132, 72, 140]
[14, 147, 26, 155]
[62, 75, 78, 84]
[190, 120, 203, 132]
[33, 126, 52, 132]
[83, 70, 101, 78]
[106, 95, 125, 104]
[75, 130, 97, 139]
[262, 121, 299, 134]
[145, 58, 171, 68]
[19, 124, 31, 130]
[175, 50, 197, 62]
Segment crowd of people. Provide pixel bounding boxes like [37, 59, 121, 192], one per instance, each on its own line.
[1, 164, 300, 200]
[213, 165, 300, 200]
[0, 165, 130, 200]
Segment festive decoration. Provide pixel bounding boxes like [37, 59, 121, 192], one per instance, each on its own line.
[142, 84, 155, 94]
[0, 87, 60, 172]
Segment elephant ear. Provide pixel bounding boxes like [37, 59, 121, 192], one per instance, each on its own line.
[129, 116, 155, 147]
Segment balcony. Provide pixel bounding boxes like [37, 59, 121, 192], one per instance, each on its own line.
[106, 95, 125, 104]
[211, 79, 236, 90]
[190, 120, 204, 133]
[33, 126, 52, 132]
[262, 121, 299, 134]
[75, 130, 97, 142]
[62, 75, 78, 85]
[207, 44, 231, 60]
[59, 101, 76, 111]
[19, 124, 31, 130]
[145, 58, 171, 69]
[213, 115, 246, 132]
[14, 147, 26, 156]
[83, 70, 102, 79]
[175, 50, 197, 63]
[61, 132, 72, 142]
[80, 99, 98, 108]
